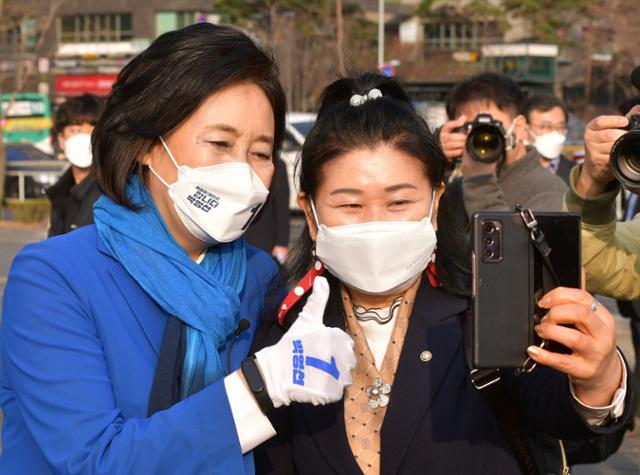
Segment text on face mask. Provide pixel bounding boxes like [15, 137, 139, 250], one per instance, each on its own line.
[187, 186, 220, 213]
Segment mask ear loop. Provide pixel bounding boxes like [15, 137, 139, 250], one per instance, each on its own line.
[148, 136, 180, 188]
[505, 117, 520, 151]
[427, 188, 437, 221]
[308, 198, 321, 229]
[427, 187, 438, 265]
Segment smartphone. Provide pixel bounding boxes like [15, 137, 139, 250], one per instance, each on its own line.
[470, 211, 581, 369]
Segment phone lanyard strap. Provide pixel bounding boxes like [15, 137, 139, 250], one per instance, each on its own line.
[516, 205, 561, 285]
[469, 369, 541, 475]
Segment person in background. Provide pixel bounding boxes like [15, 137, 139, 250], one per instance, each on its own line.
[565, 104, 640, 302]
[523, 95, 575, 185]
[245, 157, 290, 263]
[613, 95, 640, 383]
[46, 94, 104, 237]
[438, 73, 567, 221]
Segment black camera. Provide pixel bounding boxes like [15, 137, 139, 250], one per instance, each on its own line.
[454, 113, 513, 164]
[610, 114, 640, 189]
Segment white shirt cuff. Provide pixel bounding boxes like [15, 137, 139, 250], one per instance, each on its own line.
[570, 350, 627, 427]
[224, 370, 277, 453]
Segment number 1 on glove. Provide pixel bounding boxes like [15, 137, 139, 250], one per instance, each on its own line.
[256, 276, 357, 407]
[292, 339, 340, 386]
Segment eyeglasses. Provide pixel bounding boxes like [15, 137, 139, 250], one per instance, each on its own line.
[529, 123, 568, 135]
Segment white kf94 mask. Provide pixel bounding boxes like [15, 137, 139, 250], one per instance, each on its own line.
[311, 190, 438, 295]
[532, 130, 566, 160]
[148, 136, 269, 244]
[65, 133, 93, 168]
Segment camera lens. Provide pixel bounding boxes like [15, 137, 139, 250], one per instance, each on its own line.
[483, 222, 495, 234]
[468, 124, 505, 163]
[611, 128, 640, 189]
[484, 249, 495, 259]
[484, 237, 494, 247]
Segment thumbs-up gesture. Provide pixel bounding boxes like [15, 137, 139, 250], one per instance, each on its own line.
[255, 277, 356, 407]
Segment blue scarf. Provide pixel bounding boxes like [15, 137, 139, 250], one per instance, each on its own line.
[94, 175, 246, 398]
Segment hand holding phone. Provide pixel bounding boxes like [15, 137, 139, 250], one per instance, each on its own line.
[528, 287, 622, 408]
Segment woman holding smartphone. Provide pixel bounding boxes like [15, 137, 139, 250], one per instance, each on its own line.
[253, 73, 635, 475]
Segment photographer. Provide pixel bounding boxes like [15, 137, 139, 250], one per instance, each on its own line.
[564, 111, 640, 301]
[439, 73, 567, 221]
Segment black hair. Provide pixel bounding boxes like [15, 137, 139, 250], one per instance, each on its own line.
[287, 72, 471, 297]
[617, 95, 640, 116]
[93, 23, 286, 209]
[446, 72, 524, 120]
[523, 95, 569, 123]
[54, 94, 104, 133]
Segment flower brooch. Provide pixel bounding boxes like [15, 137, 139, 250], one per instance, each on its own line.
[366, 378, 391, 409]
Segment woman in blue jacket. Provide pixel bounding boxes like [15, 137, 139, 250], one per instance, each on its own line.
[0, 24, 355, 474]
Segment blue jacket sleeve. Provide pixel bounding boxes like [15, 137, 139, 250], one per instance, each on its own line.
[1, 247, 246, 475]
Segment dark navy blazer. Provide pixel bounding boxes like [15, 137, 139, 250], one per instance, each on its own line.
[253, 278, 636, 475]
[0, 225, 278, 475]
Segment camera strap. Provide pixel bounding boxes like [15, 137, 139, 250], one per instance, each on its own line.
[516, 205, 566, 377]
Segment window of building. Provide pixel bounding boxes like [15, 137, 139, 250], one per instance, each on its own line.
[58, 13, 133, 43]
[529, 57, 553, 77]
[424, 20, 500, 50]
[0, 19, 38, 54]
[155, 11, 199, 37]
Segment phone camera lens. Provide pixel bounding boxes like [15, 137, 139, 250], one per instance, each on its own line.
[483, 222, 495, 234]
[484, 237, 494, 247]
[484, 249, 495, 259]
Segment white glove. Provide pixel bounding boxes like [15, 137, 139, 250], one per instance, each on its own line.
[255, 276, 356, 407]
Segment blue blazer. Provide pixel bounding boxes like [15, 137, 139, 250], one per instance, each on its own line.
[253, 277, 637, 474]
[0, 225, 279, 475]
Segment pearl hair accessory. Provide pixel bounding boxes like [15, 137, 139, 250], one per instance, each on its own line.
[349, 88, 383, 107]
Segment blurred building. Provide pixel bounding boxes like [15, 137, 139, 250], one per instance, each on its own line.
[0, 0, 218, 105]
[380, 0, 553, 86]
[49, 1, 218, 104]
[355, 0, 556, 116]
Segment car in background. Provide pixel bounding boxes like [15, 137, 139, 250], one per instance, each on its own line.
[4, 143, 64, 200]
[282, 112, 316, 211]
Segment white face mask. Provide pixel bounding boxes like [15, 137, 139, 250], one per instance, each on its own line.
[532, 130, 566, 160]
[64, 133, 93, 168]
[149, 136, 269, 244]
[312, 190, 438, 295]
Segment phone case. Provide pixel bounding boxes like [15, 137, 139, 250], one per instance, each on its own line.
[470, 211, 581, 369]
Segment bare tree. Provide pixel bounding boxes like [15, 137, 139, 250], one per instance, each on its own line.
[0, 0, 66, 201]
[215, 0, 376, 111]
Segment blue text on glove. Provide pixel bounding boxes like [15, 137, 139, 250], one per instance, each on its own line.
[292, 340, 305, 385]
[292, 339, 341, 386]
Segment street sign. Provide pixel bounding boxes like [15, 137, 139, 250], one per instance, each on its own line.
[380, 63, 395, 77]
